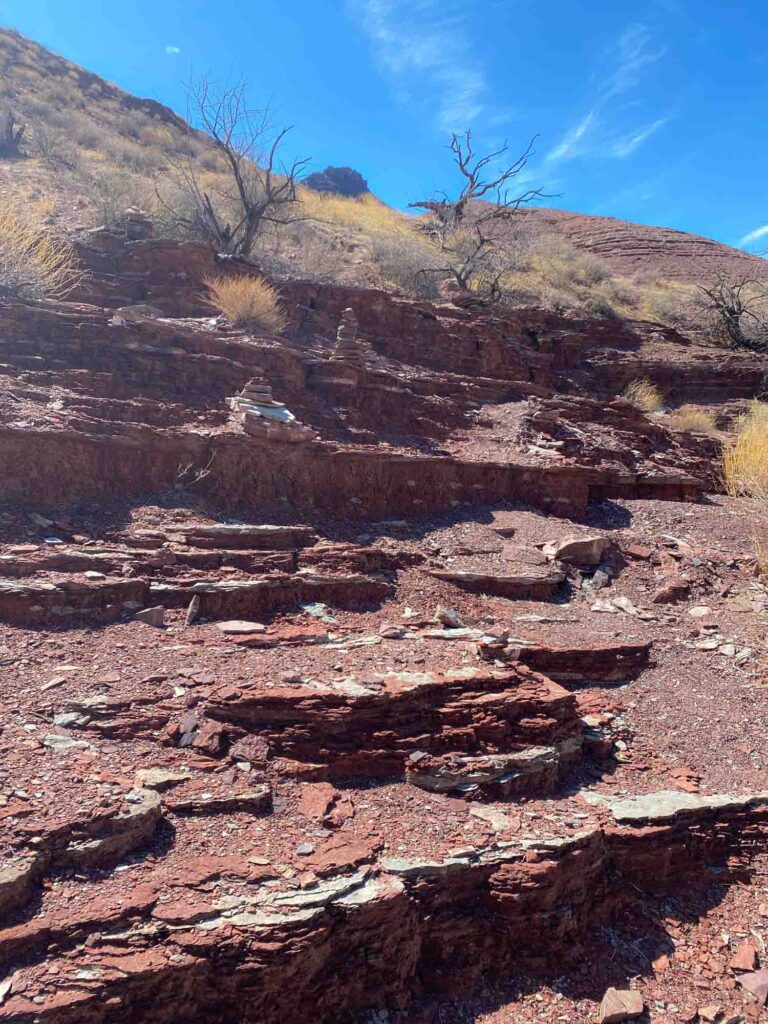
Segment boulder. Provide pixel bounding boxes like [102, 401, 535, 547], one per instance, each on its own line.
[548, 535, 610, 566]
[133, 605, 165, 627]
[651, 577, 690, 604]
[598, 988, 644, 1023]
[739, 968, 768, 1004]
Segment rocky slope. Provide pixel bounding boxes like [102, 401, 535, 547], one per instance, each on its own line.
[1, 217, 768, 1024]
[517, 207, 767, 285]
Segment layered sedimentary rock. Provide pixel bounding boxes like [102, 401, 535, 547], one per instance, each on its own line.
[1, 793, 767, 1024]
[2, 229, 768, 1024]
[204, 665, 582, 783]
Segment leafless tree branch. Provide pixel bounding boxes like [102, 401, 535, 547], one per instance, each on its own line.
[408, 130, 546, 300]
[159, 77, 310, 258]
[699, 273, 768, 353]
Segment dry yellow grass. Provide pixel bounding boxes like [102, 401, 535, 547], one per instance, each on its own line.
[723, 401, 768, 500]
[204, 274, 287, 333]
[722, 402, 768, 579]
[667, 405, 718, 434]
[0, 203, 82, 299]
[296, 188, 415, 237]
[754, 537, 768, 579]
[623, 378, 663, 412]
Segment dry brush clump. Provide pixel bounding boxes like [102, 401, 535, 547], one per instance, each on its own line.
[623, 379, 663, 412]
[368, 230, 446, 299]
[0, 203, 82, 300]
[723, 402, 768, 580]
[723, 402, 768, 501]
[204, 274, 287, 333]
[502, 234, 627, 318]
[286, 188, 445, 294]
[252, 217, 349, 284]
[666, 405, 719, 434]
[698, 274, 768, 353]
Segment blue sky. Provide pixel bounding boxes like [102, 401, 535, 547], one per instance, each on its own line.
[1, 0, 766, 249]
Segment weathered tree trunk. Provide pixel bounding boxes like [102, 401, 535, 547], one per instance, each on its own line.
[0, 111, 25, 157]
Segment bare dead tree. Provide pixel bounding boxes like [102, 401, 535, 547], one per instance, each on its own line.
[408, 131, 545, 301]
[160, 78, 310, 258]
[0, 110, 25, 158]
[699, 273, 768, 353]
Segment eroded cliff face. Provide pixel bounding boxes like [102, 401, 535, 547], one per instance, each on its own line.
[1, 234, 768, 1024]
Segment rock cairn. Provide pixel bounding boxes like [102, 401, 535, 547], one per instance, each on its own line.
[228, 373, 317, 443]
[236, 375, 282, 411]
[332, 308, 367, 366]
[123, 207, 154, 241]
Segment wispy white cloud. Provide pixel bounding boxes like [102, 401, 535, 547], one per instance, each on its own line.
[738, 224, 768, 247]
[547, 24, 671, 164]
[611, 116, 670, 157]
[348, 0, 492, 131]
[165, 44, 181, 55]
[603, 24, 666, 100]
[547, 111, 597, 162]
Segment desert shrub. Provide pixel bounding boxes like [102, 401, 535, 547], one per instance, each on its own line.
[252, 219, 349, 284]
[581, 294, 619, 319]
[623, 378, 663, 412]
[667, 405, 718, 433]
[641, 286, 684, 327]
[537, 285, 574, 314]
[699, 275, 768, 353]
[501, 233, 626, 316]
[101, 135, 160, 174]
[69, 115, 109, 152]
[723, 401, 768, 499]
[535, 235, 611, 289]
[89, 168, 158, 228]
[369, 231, 444, 299]
[632, 269, 662, 287]
[32, 121, 77, 169]
[0, 203, 82, 299]
[599, 277, 641, 311]
[204, 274, 287, 333]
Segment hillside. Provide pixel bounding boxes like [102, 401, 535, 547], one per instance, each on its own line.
[1, 25, 765, 322]
[518, 206, 767, 285]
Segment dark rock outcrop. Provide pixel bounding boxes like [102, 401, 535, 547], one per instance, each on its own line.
[303, 166, 369, 197]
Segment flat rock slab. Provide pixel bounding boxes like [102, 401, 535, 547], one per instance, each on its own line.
[513, 640, 651, 682]
[217, 620, 267, 634]
[426, 552, 565, 600]
[606, 789, 768, 824]
[180, 524, 317, 550]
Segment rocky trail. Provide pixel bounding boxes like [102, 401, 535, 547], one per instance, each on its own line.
[1, 229, 768, 1024]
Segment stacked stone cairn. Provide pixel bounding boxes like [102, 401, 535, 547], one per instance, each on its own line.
[332, 307, 369, 366]
[227, 373, 317, 443]
[123, 207, 154, 241]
